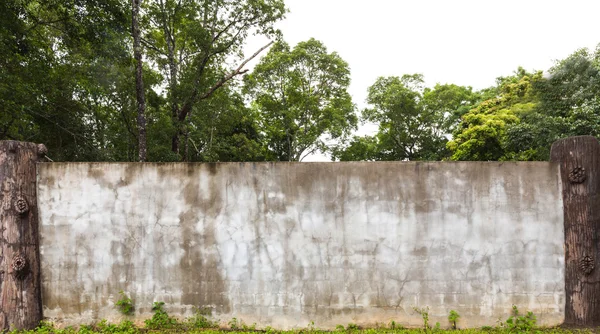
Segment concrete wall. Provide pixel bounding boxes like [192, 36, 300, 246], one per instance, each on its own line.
[37, 162, 565, 328]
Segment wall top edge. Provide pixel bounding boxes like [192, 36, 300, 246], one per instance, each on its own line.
[37, 161, 558, 166]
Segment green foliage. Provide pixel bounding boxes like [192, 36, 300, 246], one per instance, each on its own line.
[2, 0, 599, 165]
[0, 0, 137, 161]
[450, 46, 600, 162]
[222, 317, 255, 330]
[346, 323, 359, 330]
[129, 0, 286, 161]
[413, 306, 430, 330]
[96, 320, 137, 334]
[422, 84, 480, 136]
[388, 320, 404, 330]
[143, 302, 179, 330]
[335, 75, 477, 161]
[448, 310, 460, 329]
[448, 68, 541, 161]
[115, 291, 133, 316]
[77, 325, 96, 334]
[185, 307, 218, 329]
[185, 91, 270, 162]
[8, 317, 594, 334]
[245, 38, 357, 161]
[362, 74, 446, 161]
[331, 135, 380, 161]
[228, 317, 240, 330]
[503, 47, 600, 161]
[503, 305, 536, 332]
[242, 323, 257, 331]
[0, 0, 286, 162]
[537, 48, 600, 117]
[34, 321, 56, 334]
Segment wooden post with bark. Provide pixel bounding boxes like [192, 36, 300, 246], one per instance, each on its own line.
[550, 135, 600, 326]
[0, 141, 45, 330]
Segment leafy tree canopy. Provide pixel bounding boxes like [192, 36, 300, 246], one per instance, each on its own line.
[245, 38, 357, 161]
[448, 68, 542, 161]
[504, 47, 600, 160]
[334, 75, 477, 161]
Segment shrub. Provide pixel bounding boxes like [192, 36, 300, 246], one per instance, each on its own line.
[144, 302, 179, 330]
[115, 291, 134, 316]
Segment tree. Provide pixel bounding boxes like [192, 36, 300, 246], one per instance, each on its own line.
[185, 86, 269, 162]
[142, 0, 286, 159]
[331, 135, 380, 161]
[132, 0, 147, 161]
[244, 38, 357, 161]
[449, 50, 600, 162]
[421, 83, 479, 136]
[0, 0, 140, 161]
[339, 75, 467, 161]
[503, 47, 600, 160]
[360, 75, 432, 161]
[0, 0, 285, 162]
[537, 47, 600, 117]
[448, 68, 542, 161]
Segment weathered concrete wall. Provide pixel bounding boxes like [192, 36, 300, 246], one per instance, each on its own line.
[37, 162, 565, 328]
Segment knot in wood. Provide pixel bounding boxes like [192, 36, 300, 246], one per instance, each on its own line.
[36, 144, 48, 157]
[15, 196, 29, 215]
[580, 255, 594, 275]
[12, 254, 28, 279]
[568, 166, 586, 183]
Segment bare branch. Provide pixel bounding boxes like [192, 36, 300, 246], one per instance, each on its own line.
[140, 37, 167, 56]
[199, 41, 274, 101]
[299, 145, 319, 162]
[178, 40, 273, 121]
[188, 136, 203, 156]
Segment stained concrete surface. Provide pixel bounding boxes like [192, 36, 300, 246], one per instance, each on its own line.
[37, 162, 565, 328]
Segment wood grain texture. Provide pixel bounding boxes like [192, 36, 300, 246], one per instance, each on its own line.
[551, 136, 600, 326]
[0, 141, 43, 330]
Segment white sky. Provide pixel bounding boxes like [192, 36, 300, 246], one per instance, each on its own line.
[244, 0, 600, 161]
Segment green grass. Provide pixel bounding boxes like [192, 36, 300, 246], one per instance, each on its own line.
[9, 304, 593, 334]
[7, 321, 598, 334]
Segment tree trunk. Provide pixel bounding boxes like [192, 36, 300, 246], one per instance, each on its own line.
[161, 5, 181, 157]
[550, 135, 600, 326]
[0, 141, 44, 330]
[132, 0, 147, 162]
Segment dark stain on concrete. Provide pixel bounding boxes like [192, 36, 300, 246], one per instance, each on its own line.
[86, 164, 109, 189]
[44, 175, 56, 187]
[206, 163, 218, 176]
[412, 246, 428, 257]
[38, 161, 565, 327]
[42, 257, 85, 315]
[178, 166, 230, 313]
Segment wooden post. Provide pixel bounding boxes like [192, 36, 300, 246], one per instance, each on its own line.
[550, 135, 600, 326]
[0, 141, 45, 330]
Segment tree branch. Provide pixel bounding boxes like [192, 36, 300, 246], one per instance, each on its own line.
[140, 37, 167, 56]
[199, 40, 274, 101]
[211, 10, 246, 42]
[178, 40, 273, 121]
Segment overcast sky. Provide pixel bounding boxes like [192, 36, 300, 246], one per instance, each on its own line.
[245, 0, 600, 161]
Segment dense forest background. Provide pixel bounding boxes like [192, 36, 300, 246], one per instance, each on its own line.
[2, 0, 600, 162]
